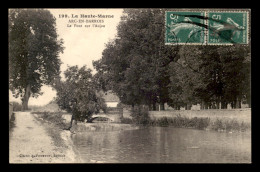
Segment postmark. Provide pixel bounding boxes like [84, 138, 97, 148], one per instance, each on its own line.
[165, 10, 249, 45]
[165, 11, 206, 45]
[207, 11, 248, 45]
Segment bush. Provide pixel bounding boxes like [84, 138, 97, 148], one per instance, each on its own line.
[156, 117, 170, 127]
[12, 102, 22, 111]
[131, 105, 151, 125]
[120, 117, 133, 124]
[211, 118, 225, 131]
[196, 117, 210, 129]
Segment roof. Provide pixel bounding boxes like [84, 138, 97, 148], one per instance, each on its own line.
[101, 90, 120, 102]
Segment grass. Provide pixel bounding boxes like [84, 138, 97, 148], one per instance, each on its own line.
[31, 111, 70, 130]
[32, 111, 69, 148]
[148, 115, 210, 129]
[149, 109, 251, 124]
[209, 118, 250, 132]
[121, 114, 250, 132]
[31, 110, 251, 133]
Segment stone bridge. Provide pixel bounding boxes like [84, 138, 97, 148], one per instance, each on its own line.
[91, 114, 120, 122]
[91, 107, 123, 122]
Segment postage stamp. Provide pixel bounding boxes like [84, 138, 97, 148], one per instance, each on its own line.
[207, 11, 249, 45]
[165, 11, 206, 45]
[165, 10, 249, 45]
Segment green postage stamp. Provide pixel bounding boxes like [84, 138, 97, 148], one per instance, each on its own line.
[165, 11, 206, 45]
[165, 10, 249, 45]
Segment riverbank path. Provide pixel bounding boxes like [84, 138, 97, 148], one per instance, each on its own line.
[9, 112, 70, 163]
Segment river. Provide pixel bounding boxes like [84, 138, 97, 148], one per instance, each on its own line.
[71, 127, 251, 163]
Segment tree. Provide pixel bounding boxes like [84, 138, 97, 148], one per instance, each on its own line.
[168, 46, 205, 110]
[167, 45, 250, 109]
[93, 9, 178, 110]
[216, 45, 251, 108]
[9, 9, 64, 110]
[55, 65, 107, 129]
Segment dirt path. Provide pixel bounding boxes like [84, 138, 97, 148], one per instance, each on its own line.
[9, 112, 76, 163]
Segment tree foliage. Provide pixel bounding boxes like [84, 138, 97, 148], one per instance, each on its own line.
[94, 9, 250, 110]
[55, 65, 107, 128]
[93, 9, 178, 110]
[9, 9, 64, 110]
[168, 45, 250, 109]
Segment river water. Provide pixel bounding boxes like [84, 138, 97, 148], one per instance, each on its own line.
[71, 127, 251, 163]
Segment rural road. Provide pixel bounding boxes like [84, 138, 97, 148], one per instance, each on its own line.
[9, 112, 76, 163]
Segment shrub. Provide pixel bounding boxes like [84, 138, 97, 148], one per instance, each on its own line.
[12, 102, 22, 111]
[131, 105, 151, 125]
[212, 118, 225, 131]
[156, 117, 169, 127]
[197, 117, 210, 129]
[120, 117, 133, 124]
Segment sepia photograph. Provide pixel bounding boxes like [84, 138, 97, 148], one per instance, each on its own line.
[8, 8, 251, 164]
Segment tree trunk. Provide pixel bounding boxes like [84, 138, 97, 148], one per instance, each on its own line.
[231, 102, 234, 109]
[22, 84, 31, 111]
[148, 103, 152, 111]
[152, 102, 156, 111]
[216, 102, 220, 109]
[234, 98, 239, 109]
[236, 98, 241, 109]
[119, 107, 123, 119]
[68, 114, 74, 130]
[221, 101, 227, 109]
[160, 102, 165, 111]
[188, 104, 192, 110]
[200, 101, 204, 110]
[205, 103, 208, 109]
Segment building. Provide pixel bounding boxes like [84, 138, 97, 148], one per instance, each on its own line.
[102, 90, 120, 108]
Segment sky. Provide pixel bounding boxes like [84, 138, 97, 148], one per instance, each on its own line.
[9, 8, 124, 106]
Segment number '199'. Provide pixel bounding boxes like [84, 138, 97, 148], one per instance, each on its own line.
[59, 14, 69, 18]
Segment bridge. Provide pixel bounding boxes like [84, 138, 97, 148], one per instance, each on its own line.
[91, 114, 121, 122]
[90, 107, 124, 122]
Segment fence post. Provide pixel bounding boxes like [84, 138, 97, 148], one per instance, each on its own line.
[119, 107, 123, 119]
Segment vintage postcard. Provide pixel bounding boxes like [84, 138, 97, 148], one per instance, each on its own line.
[9, 8, 251, 163]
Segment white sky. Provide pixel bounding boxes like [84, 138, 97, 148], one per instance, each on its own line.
[9, 8, 124, 106]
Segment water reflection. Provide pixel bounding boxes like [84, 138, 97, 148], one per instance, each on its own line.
[71, 127, 251, 163]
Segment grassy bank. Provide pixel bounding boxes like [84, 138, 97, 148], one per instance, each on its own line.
[151, 116, 250, 132]
[121, 114, 251, 133]
[32, 112, 69, 146]
[31, 111, 70, 130]
[70, 123, 139, 132]
[121, 107, 251, 133]
[149, 109, 251, 124]
[32, 111, 139, 132]
[32, 110, 251, 133]
[32, 112, 79, 162]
